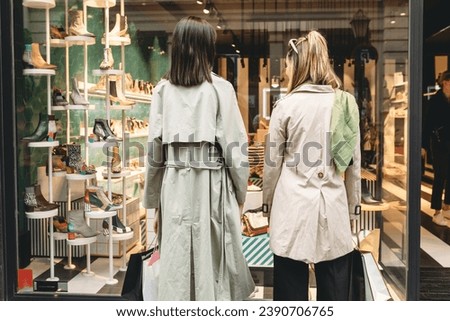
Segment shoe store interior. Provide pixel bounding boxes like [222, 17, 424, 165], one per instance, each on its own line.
[9, 0, 450, 300]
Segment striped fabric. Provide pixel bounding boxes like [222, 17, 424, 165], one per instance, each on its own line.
[242, 234, 273, 267]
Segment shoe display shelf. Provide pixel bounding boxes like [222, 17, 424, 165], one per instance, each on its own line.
[84, 207, 118, 284]
[64, 172, 97, 272]
[23, 1, 60, 282]
[88, 0, 134, 279]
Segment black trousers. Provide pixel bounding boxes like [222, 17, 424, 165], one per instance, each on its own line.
[273, 252, 351, 301]
[430, 139, 450, 210]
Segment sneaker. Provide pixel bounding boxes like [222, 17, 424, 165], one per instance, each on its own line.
[432, 212, 449, 227]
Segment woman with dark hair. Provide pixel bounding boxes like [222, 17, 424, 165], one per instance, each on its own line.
[263, 30, 361, 300]
[143, 16, 254, 301]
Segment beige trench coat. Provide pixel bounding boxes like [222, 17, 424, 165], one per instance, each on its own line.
[263, 84, 361, 264]
[143, 74, 255, 300]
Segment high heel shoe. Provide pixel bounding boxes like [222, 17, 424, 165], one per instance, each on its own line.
[22, 113, 49, 142]
[23, 43, 57, 69]
[93, 118, 122, 142]
[361, 179, 382, 205]
[99, 47, 114, 70]
[70, 77, 90, 106]
[24, 184, 59, 212]
[109, 77, 135, 106]
[84, 187, 121, 212]
[52, 216, 69, 233]
[68, 10, 95, 37]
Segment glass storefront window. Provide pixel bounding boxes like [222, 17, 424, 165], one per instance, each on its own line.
[9, 0, 415, 299]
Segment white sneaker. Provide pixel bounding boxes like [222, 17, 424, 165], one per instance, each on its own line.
[432, 212, 449, 227]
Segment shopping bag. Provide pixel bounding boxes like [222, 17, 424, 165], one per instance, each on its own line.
[348, 249, 366, 301]
[242, 207, 269, 237]
[121, 247, 155, 300]
[142, 250, 160, 301]
[361, 251, 392, 301]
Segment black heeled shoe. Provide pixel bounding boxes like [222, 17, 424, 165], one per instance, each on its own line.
[93, 118, 122, 142]
[52, 87, 69, 106]
[102, 215, 132, 235]
[361, 179, 382, 205]
[22, 113, 49, 142]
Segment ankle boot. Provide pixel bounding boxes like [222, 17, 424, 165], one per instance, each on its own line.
[107, 13, 121, 37]
[102, 214, 132, 234]
[52, 87, 68, 106]
[84, 187, 121, 212]
[361, 179, 382, 204]
[52, 216, 68, 233]
[70, 77, 90, 105]
[24, 186, 38, 212]
[111, 145, 122, 173]
[109, 78, 135, 105]
[67, 209, 97, 237]
[99, 47, 114, 70]
[119, 15, 128, 37]
[93, 118, 122, 142]
[33, 184, 59, 211]
[22, 113, 49, 142]
[22, 44, 33, 68]
[68, 10, 95, 37]
[24, 43, 56, 69]
[50, 25, 67, 39]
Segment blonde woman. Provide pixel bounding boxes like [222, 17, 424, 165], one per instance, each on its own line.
[263, 30, 361, 300]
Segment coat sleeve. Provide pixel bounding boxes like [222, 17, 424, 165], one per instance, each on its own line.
[215, 82, 249, 205]
[344, 109, 361, 215]
[262, 105, 286, 216]
[142, 85, 165, 209]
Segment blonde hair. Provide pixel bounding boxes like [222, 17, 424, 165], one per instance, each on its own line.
[286, 30, 341, 93]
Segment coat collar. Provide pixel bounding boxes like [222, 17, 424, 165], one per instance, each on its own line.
[291, 83, 335, 94]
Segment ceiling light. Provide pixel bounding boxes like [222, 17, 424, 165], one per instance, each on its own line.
[196, 1, 203, 4]
[203, 1, 212, 14]
[217, 18, 225, 29]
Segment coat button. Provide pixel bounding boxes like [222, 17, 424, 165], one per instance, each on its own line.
[318, 172, 324, 179]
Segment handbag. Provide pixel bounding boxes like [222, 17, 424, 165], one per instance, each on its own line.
[121, 246, 156, 300]
[349, 221, 391, 301]
[142, 248, 160, 301]
[242, 207, 269, 237]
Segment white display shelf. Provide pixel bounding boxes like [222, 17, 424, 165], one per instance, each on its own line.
[51, 171, 67, 177]
[110, 230, 133, 241]
[25, 208, 58, 219]
[101, 36, 131, 46]
[92, 69, 124, 76]
[67, 235, 97, 246]
[84, 0, 116, 8]
[28, 141, 59, 148]
[85, 209, 117, 219]
[65, 35, 96, 46]
[52, 104, 95, 111]
[102, 168, 131, 178]
[23, 69, 55, 76]
[50, 39, 70, 48]
[108, 104, 135, 110]
[23, 0, 55, 9]
[66, 173, 97, 181]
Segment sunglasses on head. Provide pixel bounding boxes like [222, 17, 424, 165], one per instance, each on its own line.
[288, 37, 307, 54]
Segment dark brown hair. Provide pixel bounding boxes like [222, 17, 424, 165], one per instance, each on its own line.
[166, 16, 216, 86]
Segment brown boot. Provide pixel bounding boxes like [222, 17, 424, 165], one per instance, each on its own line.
[30, 43, 57, 69]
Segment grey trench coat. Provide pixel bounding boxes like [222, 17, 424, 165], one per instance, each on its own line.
[143, 74, 255, 300]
